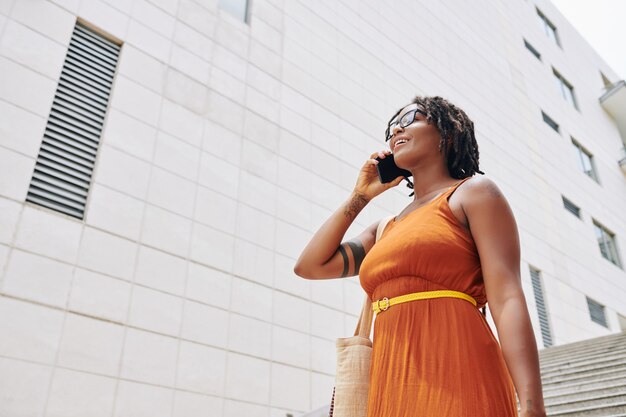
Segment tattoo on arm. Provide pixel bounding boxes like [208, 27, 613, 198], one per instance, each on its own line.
[344, 192, 369, 221]
[347, 241, 366, 275]
[526, 400, 533, 410]
[337, 240, 366, 277]
[338, 245, 349, 277]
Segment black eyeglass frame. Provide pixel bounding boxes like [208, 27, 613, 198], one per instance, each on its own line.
[385, 107, 427, 142]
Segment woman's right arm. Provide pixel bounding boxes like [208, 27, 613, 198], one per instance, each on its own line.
[293, 191, 378, 280]
[293, 150, 404, 280]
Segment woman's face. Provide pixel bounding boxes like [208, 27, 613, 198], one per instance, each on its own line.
[387, 103, 446, 169]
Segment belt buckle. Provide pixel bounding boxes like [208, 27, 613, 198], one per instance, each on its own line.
[377, 297, 390, 311]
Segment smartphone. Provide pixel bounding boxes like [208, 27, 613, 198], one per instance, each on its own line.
[375, 154, 412, 183]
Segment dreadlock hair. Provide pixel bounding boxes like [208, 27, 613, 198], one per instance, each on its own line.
[387, 95, 485, 196]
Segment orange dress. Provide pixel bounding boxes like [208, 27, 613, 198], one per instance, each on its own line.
[359, 177, 518, 417]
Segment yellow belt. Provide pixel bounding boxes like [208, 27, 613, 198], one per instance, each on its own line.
[372, 290, 477, 314]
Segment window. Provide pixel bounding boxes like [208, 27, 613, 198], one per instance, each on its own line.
[586, 296, 608, 327]
[536, 7, 561, 47]
[530, 268, 553, 347]
[600, 71, 613, 90]
[25, 22, 121, 219]
[571, 139, 598, 182]
[561, 196, 581, 218]
[523, 39, 541, 61]
[553, 68, 578, 110]
[592, 220, 622, 267]
[218, 0, 250, 23]
[541, 110, 559, 133]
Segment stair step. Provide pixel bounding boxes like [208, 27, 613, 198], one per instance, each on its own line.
[546, 391, 626, 413]
[542, 367, 626, 386]
[544, 384, 626, 403]
[541, 335, 626, 353]
[541, 359, 626, 379]
[543, 330, 626, 346]
[543, 376, 626, 396]
[542, 363, 626, 384]
[541, 346, 626, 365]
[544, 401, 626, 417]
[540, 340, 626, 361]
[540, 334, 626, 357]
[541, 349, 626, 372]
[539, 344, 626, 363]
[584, 415, 626, 417]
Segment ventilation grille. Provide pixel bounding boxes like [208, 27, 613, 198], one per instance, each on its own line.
[26, 22, 120, 219]
[562, 196, 581, 218]
[586, 297, 608, 328]
[530, 268, 553, 347]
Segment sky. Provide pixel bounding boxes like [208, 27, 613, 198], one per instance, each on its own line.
[549, 0, 626, 80]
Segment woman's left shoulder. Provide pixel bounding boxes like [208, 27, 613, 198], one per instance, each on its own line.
[461, 175, 504, 193]
[459, 175, 509, 208]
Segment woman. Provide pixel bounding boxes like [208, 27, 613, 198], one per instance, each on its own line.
[294, 95, 546, 417]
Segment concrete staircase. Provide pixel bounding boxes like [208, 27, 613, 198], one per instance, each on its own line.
[536, 330, 626, 417]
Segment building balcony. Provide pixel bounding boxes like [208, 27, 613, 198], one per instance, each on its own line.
[599, 80, 626, 173]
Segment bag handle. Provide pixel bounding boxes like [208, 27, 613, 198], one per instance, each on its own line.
[376, 214, 395, 242]
[354, 215, 395, 338]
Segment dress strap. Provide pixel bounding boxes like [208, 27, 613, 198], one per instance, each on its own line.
[443, 177, 472, 197]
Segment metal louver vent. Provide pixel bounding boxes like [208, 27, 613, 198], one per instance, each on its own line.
[530, 268, 553, 347]
[26, 22, 120, 219]
[561, 196, 581, 218]
[586, 296, 608, 328]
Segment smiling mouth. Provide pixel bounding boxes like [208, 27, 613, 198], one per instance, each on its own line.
[394, 140, 409, 151]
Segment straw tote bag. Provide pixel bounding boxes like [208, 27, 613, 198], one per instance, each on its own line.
[328, 215, 395, 417]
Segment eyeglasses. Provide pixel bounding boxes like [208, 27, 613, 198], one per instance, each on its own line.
[385, 107, 427, 142]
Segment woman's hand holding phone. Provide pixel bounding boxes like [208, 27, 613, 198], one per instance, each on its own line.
[353, 150, 405, 201]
